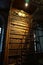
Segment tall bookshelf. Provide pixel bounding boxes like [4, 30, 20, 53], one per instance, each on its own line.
[4, 9, 34, 65]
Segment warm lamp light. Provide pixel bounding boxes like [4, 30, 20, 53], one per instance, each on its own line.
[18, 12, 26, 17]
[18, 12, 22, 16]
[25, 3, 28, 7]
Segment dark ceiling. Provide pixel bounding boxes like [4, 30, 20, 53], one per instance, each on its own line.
[12, 0, 43, 27]
[0, 0, 38, 14]
[12, 0, 37, 14]
[0, 0, 43, 15]
[0, 0, 43, 27]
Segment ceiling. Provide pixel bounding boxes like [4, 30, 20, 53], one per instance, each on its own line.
[0, 0, 43, 15]
[12, 0, 37, 14]
[11, 0, 43, 27]
[0, 0, 43, 27]
[0, 0, 42, 14]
